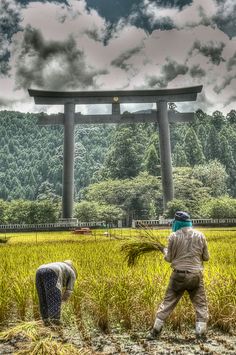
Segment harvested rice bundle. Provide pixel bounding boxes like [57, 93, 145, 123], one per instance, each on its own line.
[0, 321, 92, 355]
[121, 240, 165, 267]
[121, 223, 166, 266]
[16, 339, 90, 355]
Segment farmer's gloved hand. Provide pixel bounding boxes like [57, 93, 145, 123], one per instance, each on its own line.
[163, 247, 168, 256]
[62, 289, 72, 302]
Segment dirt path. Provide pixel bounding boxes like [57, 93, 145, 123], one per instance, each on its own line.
[0, 329, 235, 354]
[87, 329, 236, 354]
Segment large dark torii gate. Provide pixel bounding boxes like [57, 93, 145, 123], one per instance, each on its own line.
[29, 85, 202, 219]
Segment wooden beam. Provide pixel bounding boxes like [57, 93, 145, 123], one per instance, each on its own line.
[29, 86, 203, 105]
[37, 111, 194, 125]
[74, 112, 158, 124]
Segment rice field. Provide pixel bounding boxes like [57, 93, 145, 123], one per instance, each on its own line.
[0, 228, 235, 334]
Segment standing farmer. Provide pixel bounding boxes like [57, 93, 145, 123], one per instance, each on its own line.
[36, 260, 77, 325]
[148, 211, 209, 339]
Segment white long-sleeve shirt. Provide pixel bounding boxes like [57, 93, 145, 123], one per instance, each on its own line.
[164, 227, 210, 272]
[37, 262, 76, 292]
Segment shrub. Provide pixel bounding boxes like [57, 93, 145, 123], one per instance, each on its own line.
[200, 197, 236, 218]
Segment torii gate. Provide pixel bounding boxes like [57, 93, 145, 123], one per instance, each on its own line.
[28, 85, 202, 219]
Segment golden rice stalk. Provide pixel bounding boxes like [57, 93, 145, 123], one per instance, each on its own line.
[121, 222, 166, 266]
[121, 241, 165, 267]
[0, 321, 93, 355]
[15, 338, 91, 355]
[135, 222, 165, 242]
[0, 321, 41, 342]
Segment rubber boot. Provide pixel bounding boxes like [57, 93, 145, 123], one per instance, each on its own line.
[43, 318, 50, 326]
[147, 318, 164, 340]
[195, 322, 207, 338]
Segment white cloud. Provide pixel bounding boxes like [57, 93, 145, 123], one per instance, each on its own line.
[0, 0, 236, 115]
[21, 0, 107, 42]
[173, 0, 217, 28]
[142, 0, 218, 29]
[218, 0, 236, 18]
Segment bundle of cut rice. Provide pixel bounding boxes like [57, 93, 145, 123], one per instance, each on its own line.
[121, 240, 165, 266]
[121, 223, 166, 266]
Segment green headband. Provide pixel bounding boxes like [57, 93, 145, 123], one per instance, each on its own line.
[172, 220, 192, 232]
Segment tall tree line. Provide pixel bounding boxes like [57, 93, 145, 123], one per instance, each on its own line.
[0, 108, 236, 202]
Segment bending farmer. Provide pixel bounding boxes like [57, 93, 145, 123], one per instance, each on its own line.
[148, 211, 209, 339]
[36, 260, 77, 325]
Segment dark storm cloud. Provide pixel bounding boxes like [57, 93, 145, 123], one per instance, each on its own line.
[17, 0, 68, 5]
[146, 15, 174, 31]
[147, 59, 188, 88]
[15, 26, 103, 90]
[213, 51, 236, 94]
[0, 0, 22, 40]
[0, 98, 10, 107]
[0, 0, 22, 75]
[214, 0, 236, 38]
[189, 65, 205, 78]
[213, 76, 236, 94]
[84, 0, 236, 39]
[84, 28, 102, 42]
[0, 60, 10, 76]
[227, 53, 236, 71]
[85, 0, 192, 32]
[190, 40, 225, 65]
[225, 95, 236, 107]
[111, 47, 142, 71]
[197, 91, 214, 111]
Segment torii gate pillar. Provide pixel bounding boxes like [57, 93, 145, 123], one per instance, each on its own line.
[29, 85, 202, 218]
[63, 103, 75, 218]
[158, 101, 174, 207]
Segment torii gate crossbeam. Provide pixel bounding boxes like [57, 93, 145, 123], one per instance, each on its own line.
[28, 85, 202, 219]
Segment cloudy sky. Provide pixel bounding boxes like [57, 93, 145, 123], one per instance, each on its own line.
[0, 0, 236, 114]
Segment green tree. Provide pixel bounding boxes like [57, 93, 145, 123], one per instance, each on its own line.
[211, 110, 226, 130]
[164, 199, 188, 218]
[0, 184, 8, 200]
[102, 124, 144, 179]
[218, 133, 236, 196]
[84, 172, 162, 225]
[205, 126, 221, 160]
[173, 143, 189, 167]
[219, 134, 235, 167]
[0, 199, 7, 223]
[5, 200, 30, 224]
[197, 125, 207, 155]
[195, 109, 208, 124]
[98, 204, 124, 226]
[144, 143, 160, 176]
[184, 128, 205, 166]
[226, 109, 236, 125]
[192, 160, 228, 197]
[200, 197, 236, 218]
[74, 201, 100, 222]
[36, 181, 60, 202]
[28, 200, 60, 223]
[173, 167, 210, 217]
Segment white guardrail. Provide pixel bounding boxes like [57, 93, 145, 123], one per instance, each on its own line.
[0, 221, 106, 231]
[0, 219, 236, 232]
[132, 218, 236, 228]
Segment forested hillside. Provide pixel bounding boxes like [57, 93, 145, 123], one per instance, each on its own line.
[0, 110, 114, 201]
[0, 108, 236, 216]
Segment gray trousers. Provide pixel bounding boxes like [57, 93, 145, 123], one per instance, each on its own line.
[156, 271, 208, 322]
